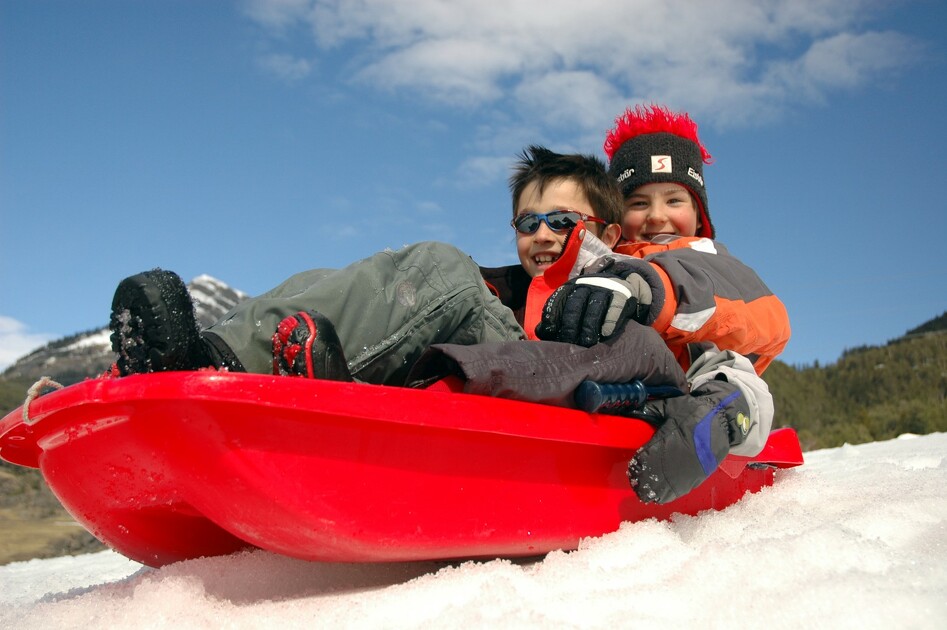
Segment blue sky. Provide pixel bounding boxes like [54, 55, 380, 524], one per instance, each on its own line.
[2, 0, 946, 370]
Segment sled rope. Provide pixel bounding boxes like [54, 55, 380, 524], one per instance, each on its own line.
[22, 376, 64, 425]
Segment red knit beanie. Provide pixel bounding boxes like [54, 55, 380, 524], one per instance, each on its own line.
[604, 105, 715, 238]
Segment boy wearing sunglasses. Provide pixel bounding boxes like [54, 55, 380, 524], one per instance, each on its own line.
[108, 146, 641, 389]
[507, 147, 622, 278]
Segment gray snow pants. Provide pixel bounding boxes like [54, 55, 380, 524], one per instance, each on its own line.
[202, 242, 526, 385]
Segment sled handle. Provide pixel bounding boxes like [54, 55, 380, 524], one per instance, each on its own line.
[22, 376, 64, 425]
[574, 380, 683, 415]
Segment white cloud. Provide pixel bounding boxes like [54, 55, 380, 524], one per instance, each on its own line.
[455, 155, 515, 189]
[257, 52, 313, 81]
[243, 0, 923, 166]
[513, 71, 625, 131]
[0, 316, 51, 371]
[356, 38, 517, 104]
[247, 0, 923, 180]
[242, 0, 314, 32]
[415, 200, 443, 215]
[778, 30, 922, 94]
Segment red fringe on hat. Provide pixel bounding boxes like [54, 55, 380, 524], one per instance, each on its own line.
[604, 104, 712, 164]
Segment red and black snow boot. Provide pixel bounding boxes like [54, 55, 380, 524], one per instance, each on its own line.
[272, 310, 353, 381]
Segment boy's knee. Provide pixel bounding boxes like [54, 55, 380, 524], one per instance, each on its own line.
[414, 241, 470, 264]
[402, 241, 482, 285]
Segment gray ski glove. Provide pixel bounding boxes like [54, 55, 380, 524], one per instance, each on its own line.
[627, 377, 752, 504]
[535, 272, 652, 347]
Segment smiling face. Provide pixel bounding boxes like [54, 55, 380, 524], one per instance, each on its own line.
[514, 178, 616, 277]
[621, 182, 700, 242]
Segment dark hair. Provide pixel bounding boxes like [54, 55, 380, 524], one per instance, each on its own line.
[508, 145, 623, 226]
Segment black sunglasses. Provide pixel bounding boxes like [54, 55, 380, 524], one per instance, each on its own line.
[511, 210, 606, 235]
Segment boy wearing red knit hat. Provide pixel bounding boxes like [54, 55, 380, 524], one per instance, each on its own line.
[538, 105, 788, 374]
[533, 104, 790, 503]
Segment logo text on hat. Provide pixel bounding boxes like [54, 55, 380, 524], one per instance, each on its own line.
[687, 167, 704, 187]
[616, 168, 635, 184]
[651, 156, 671, 173]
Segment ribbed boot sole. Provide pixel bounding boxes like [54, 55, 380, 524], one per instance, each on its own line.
[109, 269, 203, 375]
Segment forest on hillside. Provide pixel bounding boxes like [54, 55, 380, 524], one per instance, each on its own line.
[762, 328, 946, 450]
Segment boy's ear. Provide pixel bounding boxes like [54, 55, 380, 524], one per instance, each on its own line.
[601, 223, 622, 249]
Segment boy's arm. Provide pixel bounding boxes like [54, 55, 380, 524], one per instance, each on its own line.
[639, 238, 790, 373]
[684, 347, 773, 457]
[532, 234, 789, 374]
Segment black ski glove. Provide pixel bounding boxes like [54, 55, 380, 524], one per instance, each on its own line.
[535, 272, 652, 347]
[627, 378, 752, 505]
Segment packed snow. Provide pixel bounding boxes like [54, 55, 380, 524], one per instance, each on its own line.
[64, 328, 112, 351]
[2, 433, 945, 629]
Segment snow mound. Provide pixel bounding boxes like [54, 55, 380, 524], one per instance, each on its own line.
[2, 433, 945, 628]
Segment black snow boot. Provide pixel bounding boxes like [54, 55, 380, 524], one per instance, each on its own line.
[109, 269, 216, 376]
[272, 310, 353, 381]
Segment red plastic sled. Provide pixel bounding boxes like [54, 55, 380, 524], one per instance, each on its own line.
[0, 372, 803, 567]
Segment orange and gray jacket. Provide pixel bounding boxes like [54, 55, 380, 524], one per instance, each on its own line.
[483, 229, 790, 376]
[611, 235, 790, 375]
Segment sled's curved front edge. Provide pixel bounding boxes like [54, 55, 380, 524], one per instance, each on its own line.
[0, 376, 118, 468]
[1, 371, 663, 467]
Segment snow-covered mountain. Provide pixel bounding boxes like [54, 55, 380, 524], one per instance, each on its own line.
[1, 275, 247, 385]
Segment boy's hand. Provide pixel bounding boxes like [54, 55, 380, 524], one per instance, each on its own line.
[535, 272, 652, 346]
[627, 378, 752, 504]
